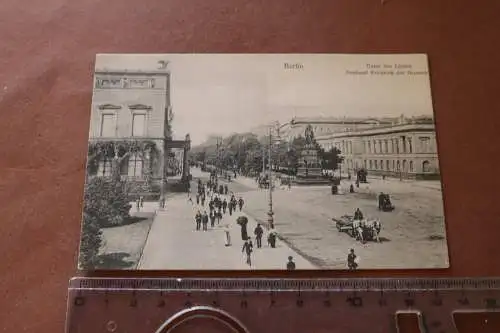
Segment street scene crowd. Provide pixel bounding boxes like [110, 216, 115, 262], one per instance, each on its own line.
[186, 171, 295, 269]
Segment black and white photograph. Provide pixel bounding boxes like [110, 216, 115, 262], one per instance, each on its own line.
[78, 53, 449, 270]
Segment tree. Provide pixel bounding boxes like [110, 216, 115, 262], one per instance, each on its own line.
[319, 147, 344, 170]
[84, 177, 132, 228]
[79, 211, 102, 269]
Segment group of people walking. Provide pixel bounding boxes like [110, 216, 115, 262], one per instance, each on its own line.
[191, 174, 295, 270]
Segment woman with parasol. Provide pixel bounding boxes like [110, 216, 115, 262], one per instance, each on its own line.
[236, 215, 249, 240]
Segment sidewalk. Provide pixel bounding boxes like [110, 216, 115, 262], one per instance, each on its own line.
[137, 193, 315, 270]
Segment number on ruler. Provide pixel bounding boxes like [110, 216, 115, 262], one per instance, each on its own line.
[346, 296, 363, 307]
[74, 296, 85, 306]
[485, 298, 497, 309]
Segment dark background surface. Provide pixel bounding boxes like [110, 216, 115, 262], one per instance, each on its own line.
[1, 0, 499, 332]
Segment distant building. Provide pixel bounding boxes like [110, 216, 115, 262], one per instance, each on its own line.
[278, 116, 394, 141]
[315, 116, 440, 179]
[86, 66, 189, 196]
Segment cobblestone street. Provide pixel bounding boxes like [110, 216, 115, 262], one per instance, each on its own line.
[233, 175, 448, 269]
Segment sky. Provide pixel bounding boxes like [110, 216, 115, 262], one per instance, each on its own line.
[95, 54, 435, 146]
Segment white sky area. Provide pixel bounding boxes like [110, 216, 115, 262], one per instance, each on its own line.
[95, 54, 435, 145]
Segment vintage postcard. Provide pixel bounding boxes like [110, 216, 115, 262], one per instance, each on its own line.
[78, 53, 449, 270]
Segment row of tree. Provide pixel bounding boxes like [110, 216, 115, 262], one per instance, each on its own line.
[189, 130, 343, 176]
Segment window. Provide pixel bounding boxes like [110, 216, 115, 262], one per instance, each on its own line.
[409, 161, 414, 172]
[396, 160, 401, 171]
[100, 114, 115, 137]
[128, 154, 143, 177]
[374, 160, 378, 169]
[380, 160, 383, 170]
[97, 157, 113, 177]
[391, 140, 395, 153]
[408, 139, 413, 153]
[386, 160, 390, 170]
[368, 141, 371, 154]
[384, 140, 388, 153]
[369, 160, 373, 169]
[396, 141, 400, 154]
[379, 141, 382, 154]
[419, 137, 431, 153]
[392, 160, 395, 170]
[402, 160, 407, 172]
[422, 160, 431, 173]
[364, 160, 367, 169]
[132, 114, 146, 136]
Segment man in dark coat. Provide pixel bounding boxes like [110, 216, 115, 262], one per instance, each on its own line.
[202, 211, 209, 231]
[222, 199, 228, 214]
[254, 223, 264, 248]
[224, 185, 229, 195]
[286, 256, 296, 270]
[238, 197, 244, 211]
[210, 211, 216, 228]
[195, 211, 202, 231]
[347, 249, 358, 270]
[242, 238, 253, 266]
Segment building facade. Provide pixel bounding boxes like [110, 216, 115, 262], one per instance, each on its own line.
[315, 117, 440, 179]
[86, 67, 180, 197]
[277, 117, 395, 141]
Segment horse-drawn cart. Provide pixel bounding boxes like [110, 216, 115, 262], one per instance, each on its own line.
[332, 215, 382, 243]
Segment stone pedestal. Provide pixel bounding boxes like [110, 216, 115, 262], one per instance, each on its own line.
[294, 145, 331, 186]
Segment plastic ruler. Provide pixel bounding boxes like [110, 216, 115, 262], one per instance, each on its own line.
[65, 277, 500, 333]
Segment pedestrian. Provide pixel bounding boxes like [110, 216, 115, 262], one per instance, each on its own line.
[209, 200, 214, 214]
[139, 196, 144, 208]
[210, 211, 216, 228]
[267, 229, 277, 248]
[222, 199, 228, 214]
[201, 193, 206, 206]
[202, 211, 209, 231]
[196, 193, 200, 205]
[136, 198, 140, 212]
[223, 223, 231, 247]
[238, 197, 244, 211]
[347, 249, 358, 271]
[228, 201, 233, 216]
[286, 256, 296, 270]
[349, 184, 354, 193]
[242, 238, 253, 267]
[195, 211, 202, 231]
[224, 184, 229, 195]
[219, 185, 224, 195]
[254, 223, 264, 248]
[217, 210, 222, 224]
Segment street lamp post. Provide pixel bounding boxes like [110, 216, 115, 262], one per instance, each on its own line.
[267, 126, 274, 229]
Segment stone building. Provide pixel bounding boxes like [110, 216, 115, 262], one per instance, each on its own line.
[86, 65, 190, 197]
[277, 117, 395, 141]
[315, 116, 440, 179]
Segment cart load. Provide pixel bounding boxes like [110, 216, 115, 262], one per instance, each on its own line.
[332, 215, 382, 243]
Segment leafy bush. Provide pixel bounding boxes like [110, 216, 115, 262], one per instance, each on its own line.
[79, 212, 102, 269]
[84, 177, 132, 228]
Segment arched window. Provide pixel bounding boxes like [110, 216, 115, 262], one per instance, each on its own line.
[97, 157, 113, 177]
[422, 160, 431, 173]
[409, 161, 414, 172]
[128, 153, 144, 177]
